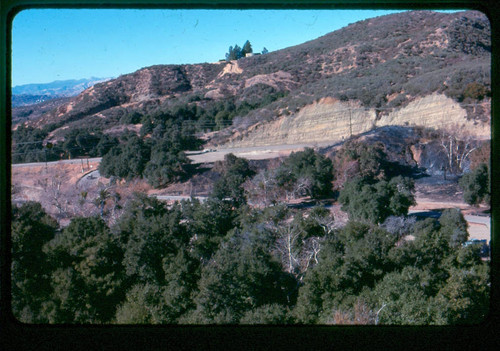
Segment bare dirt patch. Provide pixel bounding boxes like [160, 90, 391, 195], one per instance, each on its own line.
[218, 61, 243, 77]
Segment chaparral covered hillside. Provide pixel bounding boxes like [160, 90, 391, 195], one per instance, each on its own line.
[13, 10, 490, 155]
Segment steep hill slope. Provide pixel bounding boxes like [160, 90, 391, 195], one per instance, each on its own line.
[15, 10, 490, 148]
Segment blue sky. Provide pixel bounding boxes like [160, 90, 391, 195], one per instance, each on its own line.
[12, 9, 411, 86]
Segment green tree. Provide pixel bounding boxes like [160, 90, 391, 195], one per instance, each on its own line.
[276, 148, 334, 199]
[11, 202, 58, 322]
[211, 153, 255, 207]
[185, 228, 295, 324]
[182, 197, 238, 263]
[294, 222, 398, 323]
[225, 41, 253, 61]
[339, 176, 415, 224]
[240, 304, 294, 324]
[12, 124, 63, 163]
[62, 128, 101, 158]
[115, 196, 189, 285]
[241, 40, 253, 56]
[439, 208, 469, 248]
[365, 267, 438, 325]
[226, 44, 242, 61]
[459, 163, 490, 205]
[99, 134, 150, 180]
[44, 216, 125, 323]
[434, 265, 489, 324]
[334, 141, 390, 183]
[115, 249, 199, 323]
[143, 148, 190, 187]
[214, 110, 231, 130]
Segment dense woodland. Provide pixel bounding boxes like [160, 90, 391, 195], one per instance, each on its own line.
[10, 10, 491, 326]
[12, 146, 490, 325]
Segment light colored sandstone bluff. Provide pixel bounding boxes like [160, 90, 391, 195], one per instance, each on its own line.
[377, 94, 490, 138]
[224, 94, 489, 148]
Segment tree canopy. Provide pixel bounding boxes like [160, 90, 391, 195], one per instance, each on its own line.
[459, 163, 490, 205]
[276, 148, 334, 199]
[226, 40, 253, 61]
[339, 176, 415, 224]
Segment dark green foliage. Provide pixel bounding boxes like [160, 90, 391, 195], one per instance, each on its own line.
[439, 209, 469, 248]
[434, 264, 490, 324]
[44, 216, 125, 323]
[115, 249, 199, 323]
[112, 195, 200, 323]
[114, 195, 190, 284]
[143, 148, 190, 188]
[211, 153, 255, 207]
[275, 148, 334, 199]
[226, 45, 242, 61]
[186, 228, 295, 324]
[61, 128, 118, 158]
[119, 111, 143, 124]
[12, 125, 120, 163]
[11, 202, 58, 322]
[99, 133, 150, 180]
[100, 109, 203, 187]
[296, 209, 489, 325]
[339, 176, 415, 224]
[365, 267, 439, 324]
[12, 124, 63, 163]
[242, 40, 253, 56]
[459, 163, 490, 205]
[294, 222, 398, 323]
[11, 195, 489, 325]
[334, 141, 391, 182]
[181, 198, 238, 262]
[225, 40, 253, 61]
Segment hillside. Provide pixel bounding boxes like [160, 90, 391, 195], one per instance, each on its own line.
[12, 96, 73, 124]
[13, 10, 490, 153]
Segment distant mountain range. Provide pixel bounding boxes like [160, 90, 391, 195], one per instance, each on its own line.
[12, 77, 113, 107]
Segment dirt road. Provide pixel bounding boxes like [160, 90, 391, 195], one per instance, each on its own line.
[12, 157, 102, 168]
[186, 143, 336, 163]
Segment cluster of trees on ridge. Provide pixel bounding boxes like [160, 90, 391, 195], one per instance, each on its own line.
[224, 40, 269, 61]
[12, 146, 490, 325]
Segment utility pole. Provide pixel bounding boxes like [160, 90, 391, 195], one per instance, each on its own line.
[44, 142, 53, 172]
[349, 105, 353, 138]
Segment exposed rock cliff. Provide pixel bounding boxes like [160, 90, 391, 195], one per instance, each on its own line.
[224, 94, 489, 148]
